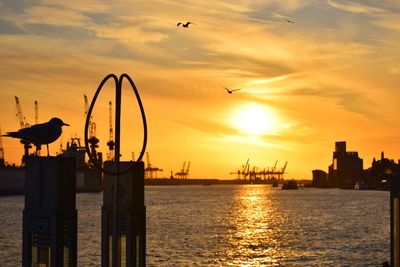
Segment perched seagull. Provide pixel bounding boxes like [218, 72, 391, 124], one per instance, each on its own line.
[3, 117, 69, 156]
[224, 87, 241, 94]
[177, 22, 195, 28]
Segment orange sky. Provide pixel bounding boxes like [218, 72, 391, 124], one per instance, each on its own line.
[0, 0, 399, 179]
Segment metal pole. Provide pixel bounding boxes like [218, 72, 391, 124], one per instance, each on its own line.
[113, 80, 122, 267]
[391, 175, 400, 267]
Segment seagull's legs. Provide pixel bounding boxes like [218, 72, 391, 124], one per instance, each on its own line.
[35, 144, 41, 156]
[46, 144, 49, 156]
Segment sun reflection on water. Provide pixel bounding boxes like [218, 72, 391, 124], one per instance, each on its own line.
[225, 185, 284, 266]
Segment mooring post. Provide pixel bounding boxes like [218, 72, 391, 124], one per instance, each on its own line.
[85, 73, 147, 267]
[22, 156, 77, 267]
[102, 161, 145, 266]
[391, 174, 400, 267]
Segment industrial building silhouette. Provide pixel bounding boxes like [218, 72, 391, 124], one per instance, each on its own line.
[313, 141, 400, 189]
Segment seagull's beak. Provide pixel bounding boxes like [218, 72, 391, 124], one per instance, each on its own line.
[63, 122, 70, 126]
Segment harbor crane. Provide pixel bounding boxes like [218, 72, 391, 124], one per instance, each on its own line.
[0, 125, 5, 167]
[144, 152, 163, 178]
[175, 161, 190, 179]
[84, 94, 97, 138]
[15, 96, 32, 157]
[84, 94, 99, 162]
[230, 159, 288, 182]
[106, 101, 115, 161]
[15, 96, 29, 129]
[34, 100, 38, 124]
[230, 158, 250, 180]
[278, 161, 288, 179]
[34, 100, 40, 155]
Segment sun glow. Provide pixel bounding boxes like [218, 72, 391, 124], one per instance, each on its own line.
[230, 103, 278, 135]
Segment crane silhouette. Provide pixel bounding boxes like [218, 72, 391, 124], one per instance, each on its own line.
[177, 22, 195, 28]
[224, 87, 241, 94]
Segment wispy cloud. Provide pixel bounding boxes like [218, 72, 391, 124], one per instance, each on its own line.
[327, 0, 388, 14]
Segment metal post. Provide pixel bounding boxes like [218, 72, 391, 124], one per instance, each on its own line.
[85, 73, 147, 267]
[391, 174, 400, 267]
[112, 80, 122, 267]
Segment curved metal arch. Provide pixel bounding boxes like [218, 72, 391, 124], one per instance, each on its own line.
[84, 73, 148, 175]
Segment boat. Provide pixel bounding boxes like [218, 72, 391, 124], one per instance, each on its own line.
[282, 180, 298, 190]
[354, 181, 369, 190]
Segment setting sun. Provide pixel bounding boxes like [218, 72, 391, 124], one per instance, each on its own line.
[230, 103, 278, 136]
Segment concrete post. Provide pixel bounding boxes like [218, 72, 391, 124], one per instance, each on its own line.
[22, 156, 77, 267]
[102, 161, 145, 267]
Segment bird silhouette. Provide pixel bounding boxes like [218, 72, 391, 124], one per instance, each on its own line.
[3, 117, 69, 156]
[283, 17, 295, 23]
[224, 87, 241, 94]
[177, 22, 195, 28]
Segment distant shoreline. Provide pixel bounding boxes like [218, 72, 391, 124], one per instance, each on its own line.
[144, 178, 311, 186]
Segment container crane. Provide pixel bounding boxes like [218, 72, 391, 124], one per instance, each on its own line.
[277, 161, 288, 179]
[15, 96, 32, 157]
[84, 94, 97, 138]
[84, 94, 99, 162]
[175, 161, 190, 179]
[144, 152, 163, 178]
[34, 100, 38, 124]
[231, 159, 250, 180]
[34, 100, 41, 155]
[15, 96, 29, 128]
[0, 125, 5, 167]
[230, 159, 288, 181]
[184, 162, 190, 179]
[106, 101, 115, 161]
[242, 159, 250, 180]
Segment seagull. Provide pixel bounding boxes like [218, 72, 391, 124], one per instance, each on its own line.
[283, 17, 295, 23]
[224, 87, 241, 94]
[177, 22, 195, 28]
[3, 117, 69, 156]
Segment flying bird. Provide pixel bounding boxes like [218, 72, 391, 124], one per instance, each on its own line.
[177, 22, 195, 28]
[224, 87, 241, 94]
[283, 17, 295, 23]
[3, 117, 69, 156]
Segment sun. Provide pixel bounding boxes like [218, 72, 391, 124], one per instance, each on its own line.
[230, 103, 277, 135]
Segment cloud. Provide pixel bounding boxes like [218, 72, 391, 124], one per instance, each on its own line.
[22, 6, 92, 27]
[327, 0, 387, 14]
[373, 14, 400, 31]
[38, 0, 109, 13]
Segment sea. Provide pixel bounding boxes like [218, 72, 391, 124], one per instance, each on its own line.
[0, 185, 390, 266]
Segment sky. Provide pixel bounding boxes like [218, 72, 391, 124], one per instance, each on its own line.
[0, 0, 399, 179]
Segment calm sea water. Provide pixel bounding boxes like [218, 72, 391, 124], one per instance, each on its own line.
[0, 185, 390, 266]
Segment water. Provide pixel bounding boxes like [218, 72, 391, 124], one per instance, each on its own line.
[0, 185, 390, 266]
